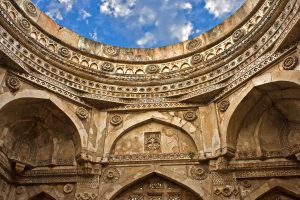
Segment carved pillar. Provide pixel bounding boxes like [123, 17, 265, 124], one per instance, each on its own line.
[0, 151, 13, 200]
[211, 172, 240, 200]
[0, 68, 6, 94]
[210, 158, 240, 200]
[76, 153, 101, 200]
[198, 104, 221, 158]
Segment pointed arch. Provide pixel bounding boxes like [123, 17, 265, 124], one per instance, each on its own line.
[27, 186, 65, 200]
[220, 71, 300, 155]
[246, 179, 300, 199]
[104, 112, 199, 155]
[0, 89, 88, 155]
[29, 192, 56, 200]
[108, 167, 211, 200]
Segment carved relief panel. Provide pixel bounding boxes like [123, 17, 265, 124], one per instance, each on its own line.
[112, 122, 197, 156]
[144, 132, 161, 153]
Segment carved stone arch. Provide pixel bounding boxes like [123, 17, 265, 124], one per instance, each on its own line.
[221, 71, 300, 156]
[246, 179, 300, 200]
[108, 168, 211, 200]
[27, 186, 65, 200]
[104, 113, 199, 155]
[0, 89, 88, 156]
[29, 192, 56, 200]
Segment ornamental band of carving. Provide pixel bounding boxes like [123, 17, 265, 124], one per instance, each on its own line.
[0, 0, 299, 199]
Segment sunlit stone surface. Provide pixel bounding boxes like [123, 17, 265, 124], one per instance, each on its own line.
[0, 0, 300, 199]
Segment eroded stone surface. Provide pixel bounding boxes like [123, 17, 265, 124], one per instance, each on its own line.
[0, 0, 300, 199]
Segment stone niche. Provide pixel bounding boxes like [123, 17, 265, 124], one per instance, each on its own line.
[229, 81, 300, 159]
[0, 98, 78, 168]
[112, 121, 197, 156]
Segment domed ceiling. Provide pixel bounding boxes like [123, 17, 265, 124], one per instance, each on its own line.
[1, 0, 292, 109]
[32, 0, 245, 48]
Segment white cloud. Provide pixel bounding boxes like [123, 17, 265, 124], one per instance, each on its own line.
[79, 9, 92, 20]
[99, 0, 198, 47]
[178, 2, 193, 10]
[204, 0, 245, 18]
[46, 10, 63, 20]
[169, 22, 193, 41]
[100, 0, 137, 17]
[138, 7, 157, 25]
[34, 0, 244, 47]
[43, 0, 75, 20]
[89, 30, 98, 41]
[136, 32, 156, 47]
[58, 0, 74, 12]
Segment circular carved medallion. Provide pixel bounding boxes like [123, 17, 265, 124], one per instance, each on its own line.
[190, 166, 207, 180]
[222, 187, 232, 197]
[183, 111, 197, 121]
[101, 62, 115, 72]
[103, 167, 120, 183]
[190, 53, 204, 65]
[283, 56, 298, 70]
[6, 76, 21, 91]
[110, 115, 123, 126]
[146, 65, 160, 74]
[103, 45, 119, 57]
[186, 39, 202, 51]
[76, 107, 89, 120]
[75, 192, 97, 200]
[16, 186, 25, 194]
[23, 1, 38, 17]
[18, 18, 31, 31]
[214, 188, 222, 196]
[63, 184, 74, 194]
[241, 180, 251, 188]
[58, 47, 71, 58]
[218, 100, 230, 112]
[232, 29, 245, 42]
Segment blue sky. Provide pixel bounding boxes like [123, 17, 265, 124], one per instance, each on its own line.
[32, 0, 245, 48]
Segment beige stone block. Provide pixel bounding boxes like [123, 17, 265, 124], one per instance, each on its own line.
[0, 68, 6, 87]
[57, 28, 80, 48]
[170, 116, 184, 127]
[78, 37, 96, 54]
[37, 13, 60, 36]
[199, 104, 220, 157]
[92, 110, 107, 154]
[252, 73, 272, 87]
